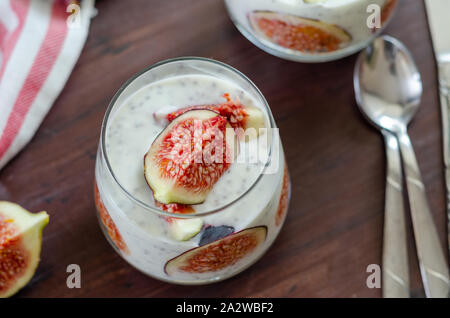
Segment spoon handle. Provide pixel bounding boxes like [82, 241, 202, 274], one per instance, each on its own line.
[397, 131, 450, 298]
[382, 130, 409, 298]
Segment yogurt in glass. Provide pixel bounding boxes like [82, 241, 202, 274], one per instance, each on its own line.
[225, 0, 398, 62]
[94, 57, 290, 284]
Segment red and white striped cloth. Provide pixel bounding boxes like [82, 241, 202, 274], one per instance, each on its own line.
[0, 0, 95, 170]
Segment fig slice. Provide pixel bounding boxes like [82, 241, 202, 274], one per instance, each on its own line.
[145, 109, 237, 205]
[0, 201, 49, 298]
[275, 164, 291, 226]
[164, 226, 267, 276]
[249, 11, 351, 53]
[165, 94, 265, 138]
[157, 202, 203, 241]
[168, 218, 203, 242]
[381, 0, 397, 25]
[94, 181, 129, 254]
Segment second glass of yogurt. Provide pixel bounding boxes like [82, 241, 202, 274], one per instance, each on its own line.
[225, 0, 398, 62]
[94, 57, 291, 284]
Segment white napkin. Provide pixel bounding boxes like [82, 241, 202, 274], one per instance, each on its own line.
[0, 0, 95, 170]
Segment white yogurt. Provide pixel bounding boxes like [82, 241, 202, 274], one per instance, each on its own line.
[95, 71, 288, 283]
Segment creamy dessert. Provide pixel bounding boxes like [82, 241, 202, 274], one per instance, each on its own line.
[94, 58, 290, 284]
[225, 0, 397, 62]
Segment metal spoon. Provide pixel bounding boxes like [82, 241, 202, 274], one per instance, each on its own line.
[354, 35, 449, 298]
[355, 43, 409, 297]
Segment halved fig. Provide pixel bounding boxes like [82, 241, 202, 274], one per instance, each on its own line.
[145, 109, 237, 205]
[165, 94, 265, 138]
[157, 202, 202, 241]
[0, 201, 49, 298]
[164, 226, 267, 276]
[249, 11, 351, 53]
[94, 181, 129, 254]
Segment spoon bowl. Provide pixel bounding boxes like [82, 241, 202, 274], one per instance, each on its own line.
[354, 36, 423, 134]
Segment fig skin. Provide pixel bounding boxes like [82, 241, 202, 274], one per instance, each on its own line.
[199, 225, 235, 246]
[144, 109, 237, 205]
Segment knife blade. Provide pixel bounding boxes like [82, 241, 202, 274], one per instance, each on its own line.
[425, 0, 450, 259]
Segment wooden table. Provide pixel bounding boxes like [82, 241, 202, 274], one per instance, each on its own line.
[1, 0, 447, 298]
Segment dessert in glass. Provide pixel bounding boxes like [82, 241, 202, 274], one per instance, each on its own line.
[225, 0, 398, 62]
[94, 57, 291, 284]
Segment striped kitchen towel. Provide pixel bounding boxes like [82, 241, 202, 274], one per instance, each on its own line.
[0, 0, 95, 170]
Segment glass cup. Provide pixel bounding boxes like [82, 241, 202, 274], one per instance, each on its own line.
[94, 57, 291, 284]
[225, 0, 398, 62]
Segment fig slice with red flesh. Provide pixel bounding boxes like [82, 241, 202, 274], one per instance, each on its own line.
[164, 226, 267, 276]
[0, 201, 49, 298]
[94, 182, 129, 254]
[275, 164, 291, 226]
[164, 94, 265, 139]
[249, 11, 351, 53]
[156, 202, 203, 241]
[145, 109, 237, 205]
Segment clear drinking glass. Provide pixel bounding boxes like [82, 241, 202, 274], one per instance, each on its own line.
[225, 0, 398, 62]
[94, 57, 291, 284]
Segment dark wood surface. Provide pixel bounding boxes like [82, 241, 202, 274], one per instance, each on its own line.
[1, 0, 447, 298]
